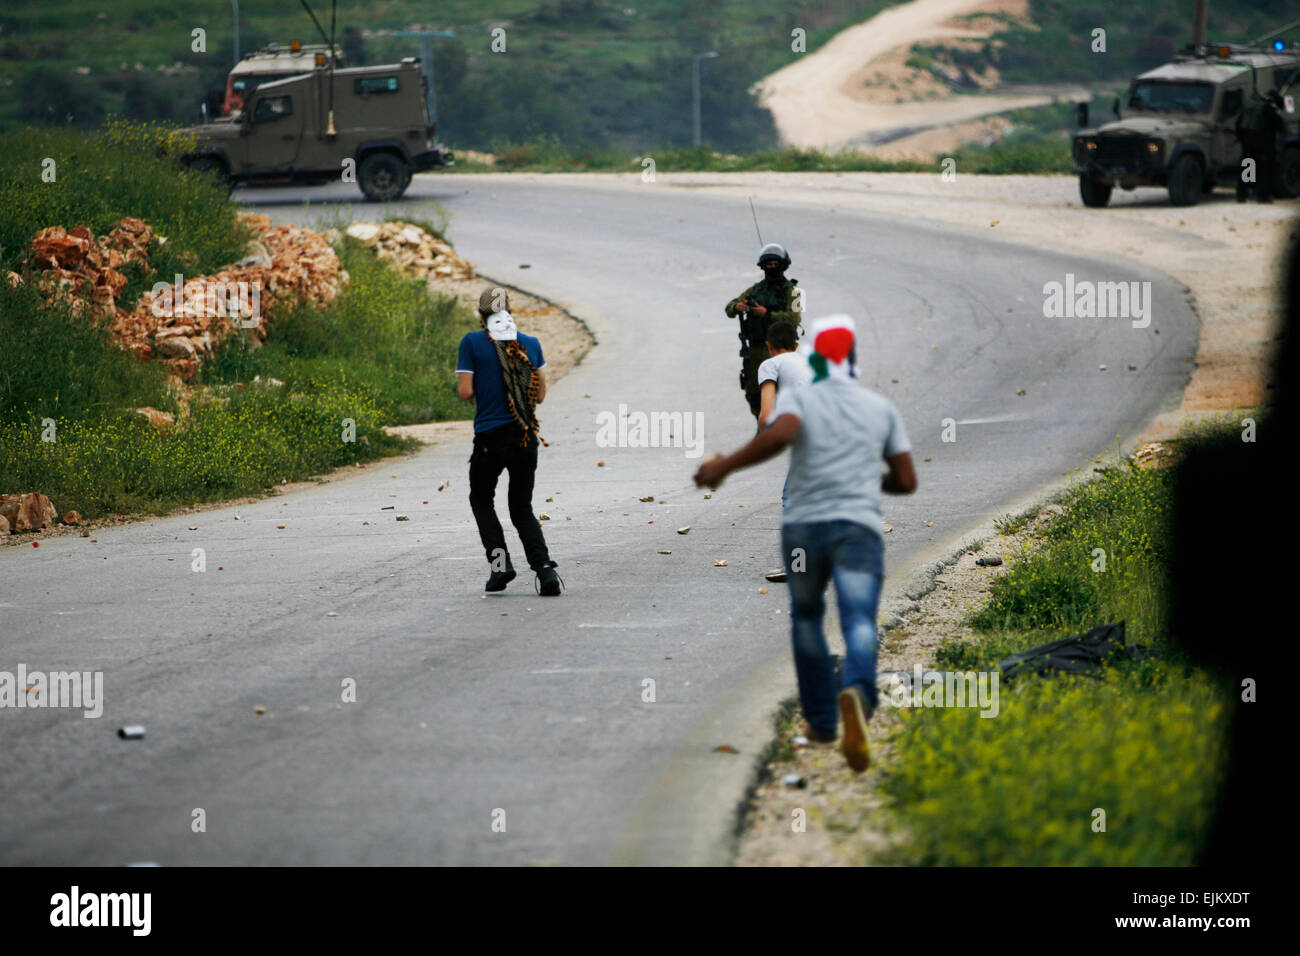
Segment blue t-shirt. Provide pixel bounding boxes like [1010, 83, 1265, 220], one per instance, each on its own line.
[456, 330, 546, 434]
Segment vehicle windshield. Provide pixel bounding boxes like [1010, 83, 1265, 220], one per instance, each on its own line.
[1127, 80, 1215, 113]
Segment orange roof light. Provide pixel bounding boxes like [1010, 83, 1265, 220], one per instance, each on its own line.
[1218, 46, 1231, 58]
[290, 40, 302, 52]
[315, 53, 326, 66]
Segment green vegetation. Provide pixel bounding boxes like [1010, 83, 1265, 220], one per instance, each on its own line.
[455, 139, 1073, 174]
[198, 240, 479, 427]
[921, 0, 1292, 87]
[0, 126, 479, 520]
[881, 422, 1244, 865]
[0, 0, 899, 152]
[0, 124, 249, 293]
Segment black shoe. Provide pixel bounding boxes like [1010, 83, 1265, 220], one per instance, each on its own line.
[485, 568, 517, 592]
[535, 561, 563, 596]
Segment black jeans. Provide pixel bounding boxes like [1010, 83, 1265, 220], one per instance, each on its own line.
[468, 423, 551, 571]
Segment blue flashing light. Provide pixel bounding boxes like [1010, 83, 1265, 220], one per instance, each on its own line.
[1274, 40, 1286, 51]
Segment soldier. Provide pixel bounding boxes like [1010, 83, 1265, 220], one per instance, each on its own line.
[1237, 88, 1286, 204]
[724, 243, 802, 418]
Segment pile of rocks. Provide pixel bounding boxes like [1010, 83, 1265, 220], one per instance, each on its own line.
[17, 212, 350, 382]
[119, 212, 349, 380]
[18, 217, 155, 321]
[0, 493, 57, 535]
[339, 220, 475, 281]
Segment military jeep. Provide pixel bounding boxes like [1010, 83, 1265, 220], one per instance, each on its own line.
[183, 58, 452, 202]
[1073, 45, 1300, 207]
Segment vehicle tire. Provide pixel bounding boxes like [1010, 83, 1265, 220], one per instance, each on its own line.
[1167, 154, 1203, 206]
[358, 152, 411, 202]
[1277, 145, 1300, 198]
[1079, 174, 1112, 208]
[187, 155, 231, 192]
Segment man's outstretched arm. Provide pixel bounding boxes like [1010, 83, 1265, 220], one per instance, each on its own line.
[694, 413, 800, 488]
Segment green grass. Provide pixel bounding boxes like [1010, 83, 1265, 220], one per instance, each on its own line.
[454, 140, 1073, 175]
[0, 124, 250, 291]
[198, 239, 480, 426]
[0, 384, 409, 519]
[0, 123, 481, 520]
[879, 421, 1246, 866]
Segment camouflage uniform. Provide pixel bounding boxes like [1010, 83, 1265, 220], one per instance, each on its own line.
[725, 277, 801, 416]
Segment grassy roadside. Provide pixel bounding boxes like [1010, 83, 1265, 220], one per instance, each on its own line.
[885, 419, 1245, 865]
[450, 138, 1074, 175]
[739, 418, 1246, 865]
[0, 125, 478, 522]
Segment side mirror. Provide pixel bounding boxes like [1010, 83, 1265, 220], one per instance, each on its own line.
[1112, 96, 1121, 119]
[1076, 102, 1089, 128]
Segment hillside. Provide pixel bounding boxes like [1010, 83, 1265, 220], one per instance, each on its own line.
[0, 0, 895, 152]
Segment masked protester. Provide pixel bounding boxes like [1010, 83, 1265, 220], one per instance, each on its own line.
[725, 243, 802, 418]
[694, 315, 916, 773]
[456, 287, 562, 596]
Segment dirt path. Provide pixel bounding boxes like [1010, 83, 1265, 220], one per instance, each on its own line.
[754, 0, 1065, 151]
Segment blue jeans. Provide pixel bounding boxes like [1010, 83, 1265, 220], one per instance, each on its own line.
[781, 520, 884, 739]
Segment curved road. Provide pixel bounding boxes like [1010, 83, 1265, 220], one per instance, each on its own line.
[0, 175, 1196, 865]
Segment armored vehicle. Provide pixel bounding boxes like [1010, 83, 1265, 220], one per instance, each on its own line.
[1073, 45, 1300, 207]
[219, 41, 345, 117]
[183, 58, 452, 202]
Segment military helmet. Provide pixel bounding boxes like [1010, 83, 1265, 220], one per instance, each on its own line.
[757, 243, 791, 267]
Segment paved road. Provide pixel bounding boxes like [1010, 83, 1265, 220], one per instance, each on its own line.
[0, 175, 1196, 865]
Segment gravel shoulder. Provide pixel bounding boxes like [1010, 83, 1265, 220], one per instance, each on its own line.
[735, 502, 1062, 865]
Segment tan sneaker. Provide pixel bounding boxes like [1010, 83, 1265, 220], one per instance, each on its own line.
[838, 686, 871, 773]
[796, 720, 838, 745]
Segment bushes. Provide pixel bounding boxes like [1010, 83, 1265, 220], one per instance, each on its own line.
[970, 466, 1174, 638]
[884, 665, 1226, 866]
[883, 426, 1242, 866]
[459, 141, 1073, 175]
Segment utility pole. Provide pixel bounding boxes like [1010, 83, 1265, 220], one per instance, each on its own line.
[692, 50, 718, 147]
[374, 29, 456, 125]
[231, 0, 241, 64]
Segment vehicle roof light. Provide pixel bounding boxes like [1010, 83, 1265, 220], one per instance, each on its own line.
[315, 53, 326, 66]
[1218, 46, 1231, 58]
[1275, 41, 1286, 51]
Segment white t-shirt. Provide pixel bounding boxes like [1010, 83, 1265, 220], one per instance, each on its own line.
[757, 349, 814, 423]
